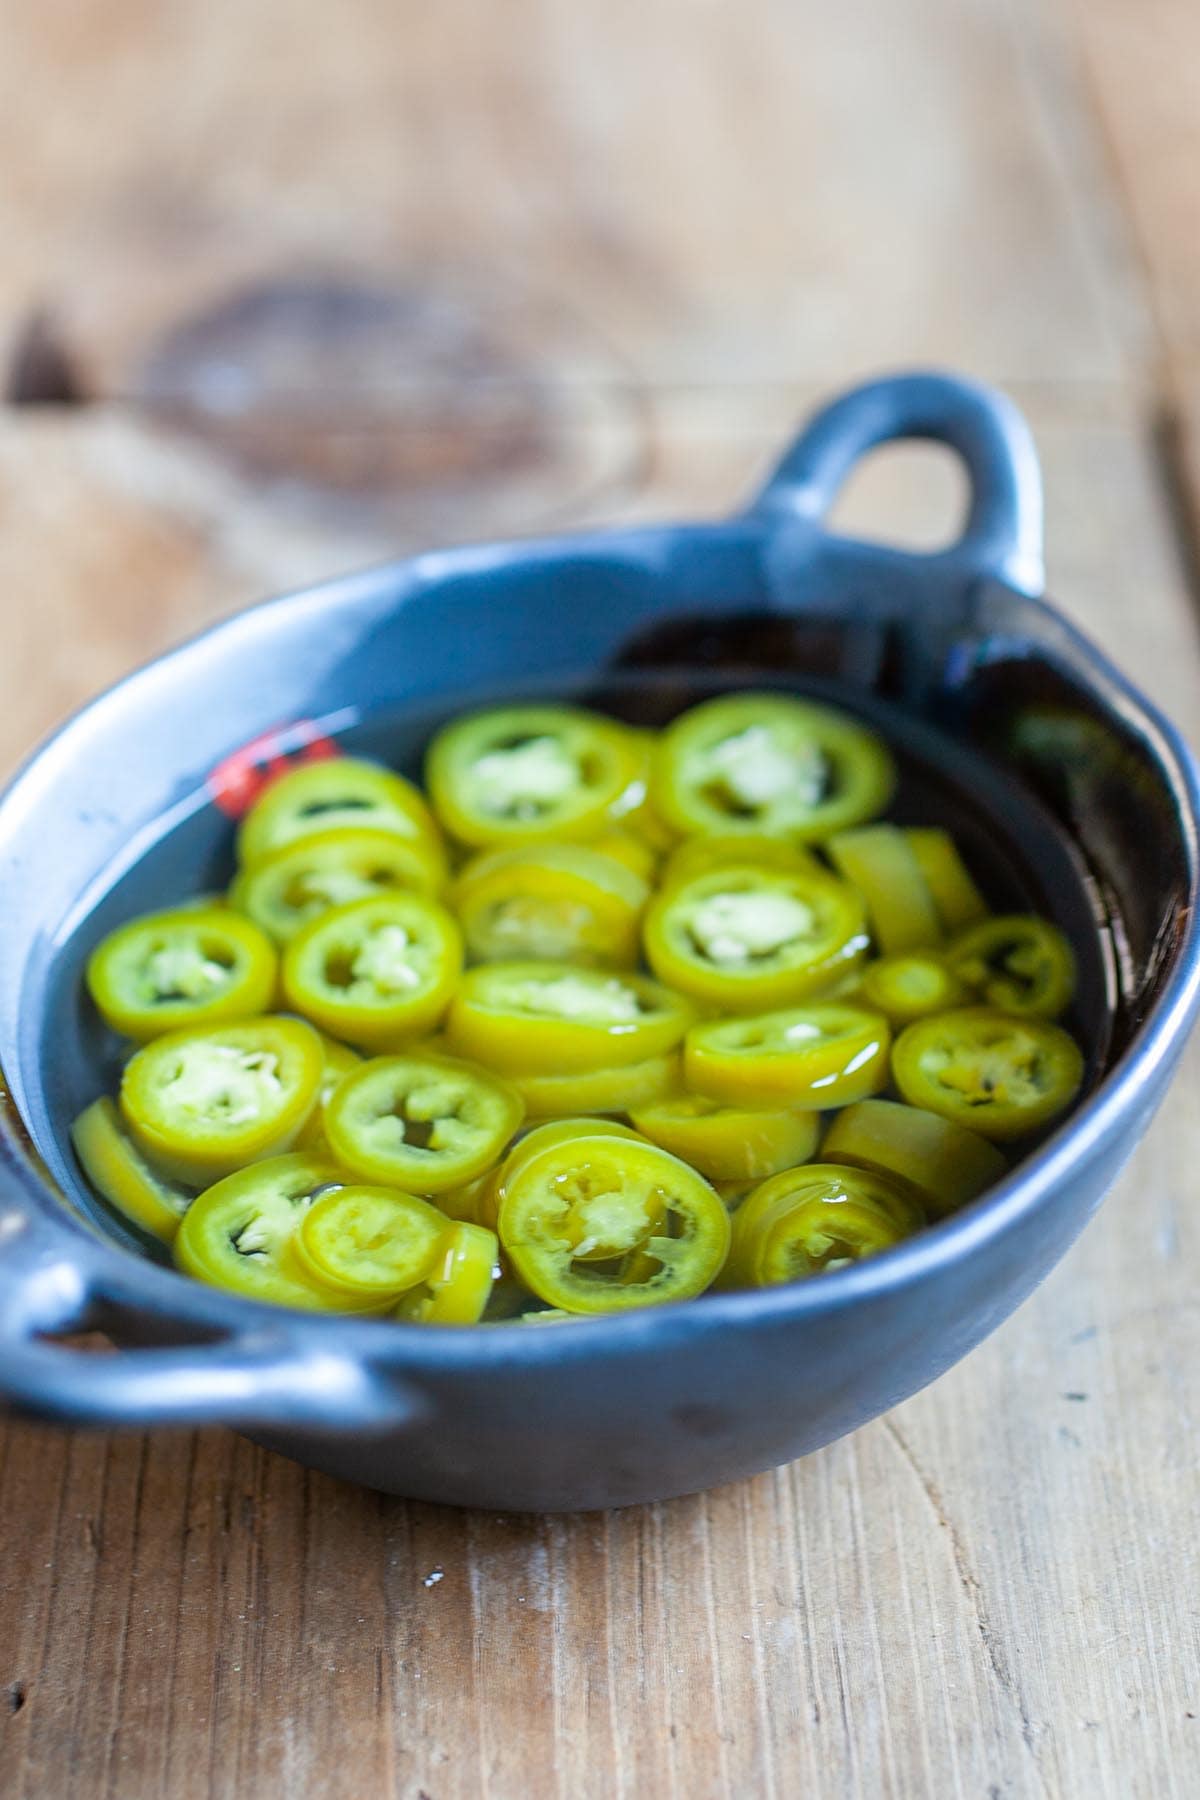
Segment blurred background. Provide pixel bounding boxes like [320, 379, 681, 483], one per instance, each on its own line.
[2, 0, 1198, 774]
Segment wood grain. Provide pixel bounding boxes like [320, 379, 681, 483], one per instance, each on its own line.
[1066, 0, 1200, 371]
[0, 0, 1146, 389]
[1064, 0, 1200, 600]
[0, 392, 1195, 1800]
[1, 1082, 1198, 1800]
[0, 1, 1197, 1796]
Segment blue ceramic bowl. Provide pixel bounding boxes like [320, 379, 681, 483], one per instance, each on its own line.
[0, 371, 1196, 1511]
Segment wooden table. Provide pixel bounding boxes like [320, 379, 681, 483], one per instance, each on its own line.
[1, 4, 1199, 1795]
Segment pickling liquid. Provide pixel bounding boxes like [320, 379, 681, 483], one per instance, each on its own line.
[40, 664, 1113, 1260]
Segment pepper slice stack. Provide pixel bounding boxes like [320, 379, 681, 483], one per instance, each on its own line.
[70, 690, 1089, 1321]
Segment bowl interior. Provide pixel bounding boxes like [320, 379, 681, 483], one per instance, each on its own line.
[34, 654, 1112, 1264]
[0, 513, 1187, 1296]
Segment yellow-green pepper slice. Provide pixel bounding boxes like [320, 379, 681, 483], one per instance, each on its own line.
[722, 1162, 922, 1288]
[86, 906, 277, 1042]
[497, 1135, 730, 1313]
[479, 1118, 644, 1230]
[945, 915, 1076, 1018]
[905, 829, 989, 930]
[509, 1053, 681, 1120]
[605, 726, 678, 850]
[659, 833, 823, 892]
[120, 1015, 324, 1183]
[70, 1096, 199, 1243]
[642, 861, 868, 1010]
[827, 825, 942, 954]
[293, 1184, 449, 1302]
[434, 1171, 494, 1225]
[324, 1051, 524, 1193]
[452, 843, 649, 967]
[229, 826, 443, 944]
[281, 892, 463, 1050]
[174, 1153, 362, 1311]
[292, 1032, 363, 1155]
[237, 756, 444, 874]
[393, 1221, 501, 1324]
[446, 961, 696, 1074]
[858, 952, 969, 1026]
[650, 692, 895, 842]
[425, 705, 648, 848]
[587, 830, 661, 884]
[821, 1098, 1007, 1216]
[684, 1003, 890, 1109]
[629, 1093, 820, 1182]
[891, 1007, 1085, 1141]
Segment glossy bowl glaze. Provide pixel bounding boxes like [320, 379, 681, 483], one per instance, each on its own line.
[0, 371, 1196, 1510]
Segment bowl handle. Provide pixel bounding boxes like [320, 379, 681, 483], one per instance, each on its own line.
[751, 370, 1045, 596]
[0, 1211, 424, 1436]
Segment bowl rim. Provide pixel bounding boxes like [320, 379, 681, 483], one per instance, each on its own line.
[1, 363, 1198, 1385]
[0, 559, 1195, 1373]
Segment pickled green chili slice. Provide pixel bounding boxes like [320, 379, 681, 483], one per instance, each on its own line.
[294, 1184, 449, 1301]
[820, 1098, 1007, 1215]
[658, 833, 823, 891]
[642, 862, 868, 1010]
[281, 892, 463, 1050]
[446, 961, 695, 1073]
[426, 704, 648, 847]
[827, 824, 943, 954]
[174, 1153, 359, 1310]
[238, 756, 444, 873]
[230, 826, 443, 944]
[76, 682, 1100, 1330]
[480, 1117, 645, 1230]
[435, 1170, 493, 1225]
[905, 829, 989, 931]
[649, 692, 895, 842]
[70, 1096, 199, 1243]
[945, 915, 1076, 1018]
[292, 1031, 363, 1155]
[684, 1003, 891, 1109]
[722, 1163, 922, 1288]
[393, 1221, 501, 1324]
[497, 1135, 730, 1313]
[120, 1015, 324, 1183]
[324, 1051, 524, 1193]
[509, 1052, 681, 1120]
[452, 842, 649, 968]
[589, 829, 661, 884]
[86, 906, 277, 1041]
[628, 1093, 820, 1183]
[891, 1007, 1085, 1141]
[610, 728, 675, 847]
[858, 951, 969, 1026]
